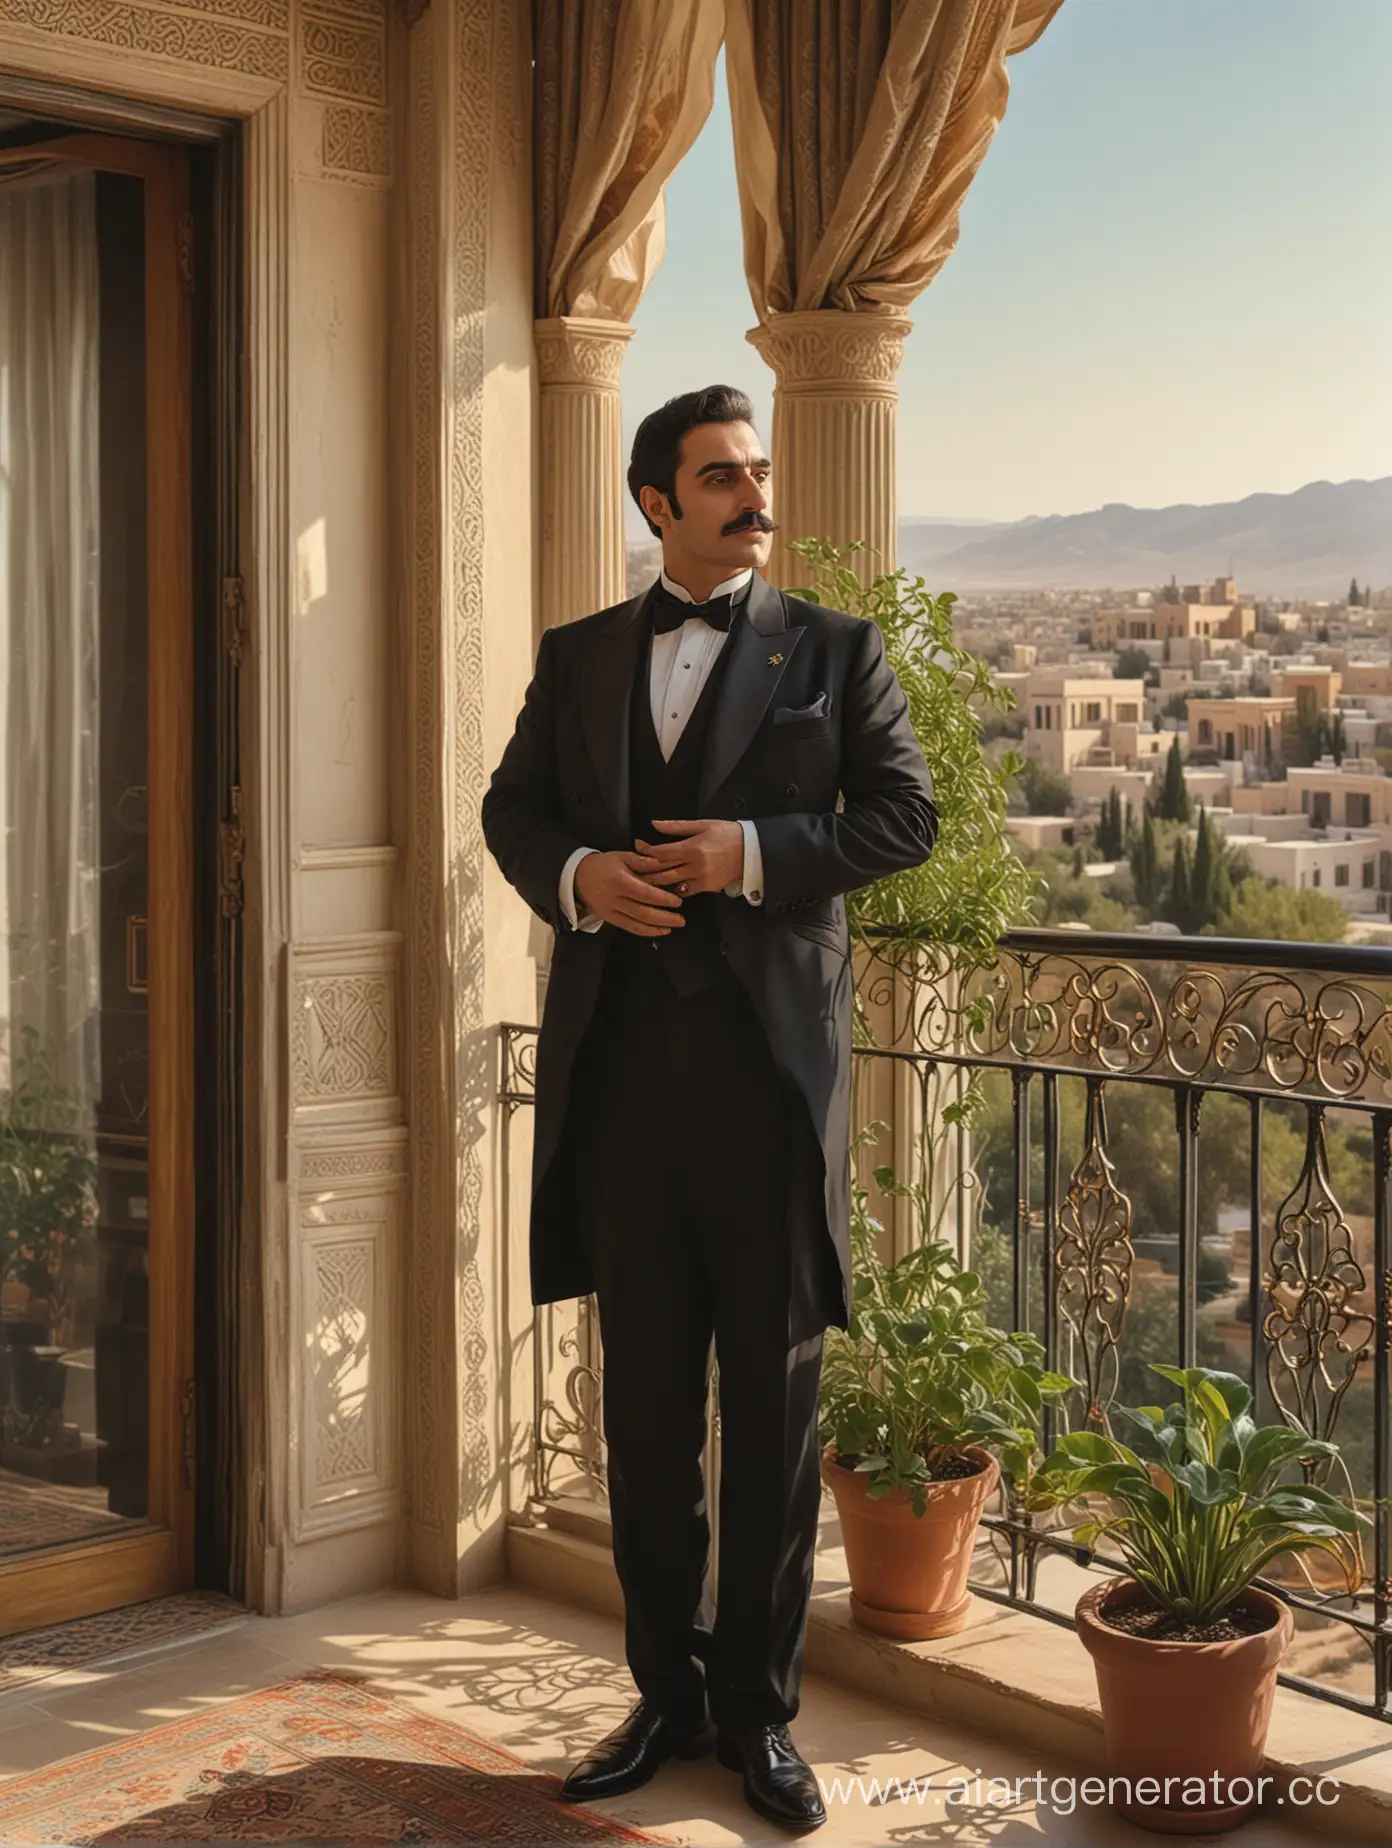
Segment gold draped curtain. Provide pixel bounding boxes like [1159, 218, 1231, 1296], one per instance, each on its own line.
[723, 0, 1065, 318]
[533, 0, 725, 322]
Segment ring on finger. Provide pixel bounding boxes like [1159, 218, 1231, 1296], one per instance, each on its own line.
[676, 880, 690, 895]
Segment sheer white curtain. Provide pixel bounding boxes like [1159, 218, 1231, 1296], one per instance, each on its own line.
[0, 165, 101, 1129]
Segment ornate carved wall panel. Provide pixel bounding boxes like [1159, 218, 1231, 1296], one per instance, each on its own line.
[296, 1126, 406, 1540]
[290, 932, 403, 1129]
[321, 101, 390, 180]
[404, 0, 510, 1564]
[299, 0, 386, 104]
[296, 1196, 403, 1537]
[0, 3, 391, 182]
[297, 0, 391, 185]
[0, 0, 291, 81]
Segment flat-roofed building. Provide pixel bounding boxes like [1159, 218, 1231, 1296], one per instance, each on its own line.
[1023, 672, 1147, 772]
[1189, 695, 1297, 764]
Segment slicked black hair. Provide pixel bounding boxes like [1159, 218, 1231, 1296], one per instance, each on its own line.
[627, 385, 756, 539]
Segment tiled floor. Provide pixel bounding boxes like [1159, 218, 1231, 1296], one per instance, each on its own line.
[0, 1584, 1326, 1845]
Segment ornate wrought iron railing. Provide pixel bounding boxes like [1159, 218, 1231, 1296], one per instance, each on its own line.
[501, 927, 1392, 1722]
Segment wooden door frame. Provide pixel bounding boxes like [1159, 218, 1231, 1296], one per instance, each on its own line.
[0, 134, 196, 1632]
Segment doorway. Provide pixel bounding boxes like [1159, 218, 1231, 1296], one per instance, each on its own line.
[0, 131, 197, 1632]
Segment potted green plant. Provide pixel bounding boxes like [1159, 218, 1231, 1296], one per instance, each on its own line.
[820, 1128, 1071, 1639]
[787, 544, 1053, 1637]
[1032, 1365, 1366, 1834]
[0, 1032, 99, 1452]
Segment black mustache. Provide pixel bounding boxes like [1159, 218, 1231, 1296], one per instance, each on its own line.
[722, 511, 778, 536]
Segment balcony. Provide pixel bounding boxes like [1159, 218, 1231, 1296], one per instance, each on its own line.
[501, 927, 1392, 1832]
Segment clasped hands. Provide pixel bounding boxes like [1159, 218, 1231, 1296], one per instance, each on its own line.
[573, 818, 744, 937]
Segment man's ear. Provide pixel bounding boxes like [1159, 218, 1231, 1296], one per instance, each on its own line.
[639, 484, 669, 531]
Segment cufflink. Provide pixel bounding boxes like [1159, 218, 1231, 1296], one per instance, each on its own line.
[750, 889, 762, 901]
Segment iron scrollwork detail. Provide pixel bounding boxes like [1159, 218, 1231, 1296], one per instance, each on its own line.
[1263, 1104, 1374, 1443]
[1055, 1079, 1135, 1428]
[857, 938, 1392, 1108]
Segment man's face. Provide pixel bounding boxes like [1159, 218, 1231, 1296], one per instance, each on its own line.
[645, 419, 774, 575]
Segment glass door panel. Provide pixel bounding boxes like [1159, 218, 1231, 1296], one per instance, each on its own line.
[0, 131, 193, 1622]
[0, 162, 149, 1559]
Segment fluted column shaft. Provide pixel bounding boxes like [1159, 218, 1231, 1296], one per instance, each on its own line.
[534, 316, 634, 630]
[747, 309, 911, 588]
[750, 310, 919, 1248]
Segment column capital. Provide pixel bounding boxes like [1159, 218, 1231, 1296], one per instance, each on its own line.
[533, 315, 634, 391]
[747, 309, 912, 401]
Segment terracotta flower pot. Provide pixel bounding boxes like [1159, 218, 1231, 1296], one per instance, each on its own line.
[1076, 1577, 1293, 1835]
[821, 1443, 998, 1640]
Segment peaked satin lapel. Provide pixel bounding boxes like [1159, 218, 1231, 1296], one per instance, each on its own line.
[581, 588, 650, 842]
[698, 575, 803, 811]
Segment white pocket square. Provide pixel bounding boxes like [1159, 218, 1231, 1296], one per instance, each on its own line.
[773, 693, 829, 724]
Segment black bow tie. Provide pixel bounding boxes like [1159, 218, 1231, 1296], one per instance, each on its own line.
[650, 582, 739, 635]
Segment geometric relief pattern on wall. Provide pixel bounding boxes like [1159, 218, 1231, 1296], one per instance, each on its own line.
[290, 933, 403, 1125]
[294, 974, 392, 1098]
[322, 103, 391, 181]
[297, 1193, 401, 1544]
[299, 0, 386, 104]
[0, 0, 290, 79]
[300, 1139, 405, 1185]
[310, 1235, 375, 1487]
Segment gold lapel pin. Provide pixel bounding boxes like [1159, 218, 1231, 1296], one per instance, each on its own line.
[768, 652, 784, 665]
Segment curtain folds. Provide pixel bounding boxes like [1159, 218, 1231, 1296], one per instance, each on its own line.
[0, 165, 102, 1126]
[533, 0, 726, 322]
[724, 0, 1066, 319]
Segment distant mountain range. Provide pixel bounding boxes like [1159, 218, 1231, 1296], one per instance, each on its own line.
[897, 478, 1392, 598]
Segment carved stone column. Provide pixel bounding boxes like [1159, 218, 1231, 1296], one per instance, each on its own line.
[750, 309, 922, 1250]
[534, 316, 634, 629]
[747, 309, 911, 587]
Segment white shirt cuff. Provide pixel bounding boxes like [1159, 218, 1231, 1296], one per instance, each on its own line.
[723, 820, 764, 905]
[559, 845, 604, 931]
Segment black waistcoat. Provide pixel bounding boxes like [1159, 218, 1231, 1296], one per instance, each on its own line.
[605, 620, 739, 1000]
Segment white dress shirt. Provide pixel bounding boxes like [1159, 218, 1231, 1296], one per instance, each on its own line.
[559, 567, 765, 931]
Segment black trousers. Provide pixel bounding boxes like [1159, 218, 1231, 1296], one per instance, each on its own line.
[568, 946, 825, 1733]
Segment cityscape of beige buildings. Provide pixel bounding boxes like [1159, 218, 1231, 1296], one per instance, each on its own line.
[1002, 573, 1392, 925]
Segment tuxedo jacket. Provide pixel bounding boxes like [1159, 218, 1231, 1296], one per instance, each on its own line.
[480, 572, 938, 1340]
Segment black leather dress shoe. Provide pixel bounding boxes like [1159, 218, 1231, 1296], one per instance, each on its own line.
[717, 1724, 826, 1831]
[560, 1699, 715, 1803]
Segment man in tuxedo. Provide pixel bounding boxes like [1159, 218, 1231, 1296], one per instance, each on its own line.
[481, 385, 936, 1831]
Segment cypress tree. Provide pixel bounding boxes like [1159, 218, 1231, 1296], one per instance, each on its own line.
[1170, 836, 1193, 932]
[1097, 787, 1126, 860]
[1350, 576, 1361, 607]
[1159, 737, 1190, 822]
[1332, 712, 1347, 765]
[1212, 848, 1233, 926]
[1192, 808, 1215, 930]
[1131, 811, 1161, 915]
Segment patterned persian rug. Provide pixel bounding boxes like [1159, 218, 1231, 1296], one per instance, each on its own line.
[0, 1672, 670, 1844]
[0, 1592, 246, 1695]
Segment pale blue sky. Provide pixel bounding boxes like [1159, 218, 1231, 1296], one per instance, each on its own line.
[622, 0, 1391, 527]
